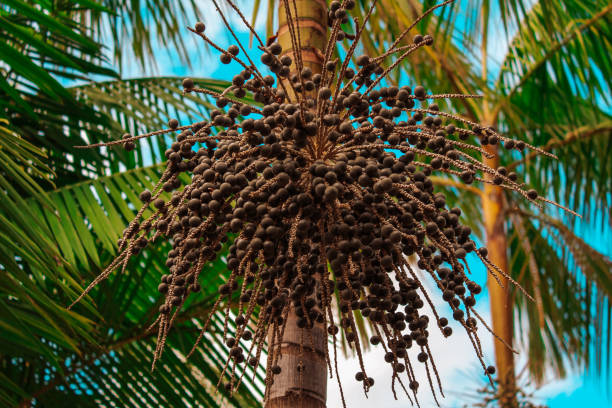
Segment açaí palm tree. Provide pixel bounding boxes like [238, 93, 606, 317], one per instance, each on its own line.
[1, 0, 610, 407]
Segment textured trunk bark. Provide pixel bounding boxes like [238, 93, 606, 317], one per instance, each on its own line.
[265, 1, 328, 407]
[482, 144, 517, 407]
[266, 311, 328, 408]
[276, 0, 327, 94]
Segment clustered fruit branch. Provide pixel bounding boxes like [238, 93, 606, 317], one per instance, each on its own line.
[71, 0, 574, 407]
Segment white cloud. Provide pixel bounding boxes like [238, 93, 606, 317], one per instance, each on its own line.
[537, 376, 581, 399]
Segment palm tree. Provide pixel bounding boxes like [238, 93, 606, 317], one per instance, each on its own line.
[1, 1, 610, 408]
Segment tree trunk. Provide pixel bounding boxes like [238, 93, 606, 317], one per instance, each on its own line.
[276, 0, 327, 92]
[266, 312, 328, 408]
[265, 1, 328, 407]
[482, 145, 517, 407]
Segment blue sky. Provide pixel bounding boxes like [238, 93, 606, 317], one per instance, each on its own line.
[106, 0, 611, 406]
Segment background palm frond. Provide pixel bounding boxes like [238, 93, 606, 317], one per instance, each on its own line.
[3, 161, 262, 407]
[509, 210, 612, 382]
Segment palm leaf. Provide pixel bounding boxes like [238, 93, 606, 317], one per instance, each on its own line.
[89, 0, 206, 71]
[71, 76, 235, 171]
[508, 209, 612, 383]
[491, 1, 612, 222]
[2, 162, 262, 407]
[1, 0, 233, 184]
[495, 0, 611, 111]
[1, 0, 262, 405]
[0, 74, 232, 363]
[1, 72, 256, 406]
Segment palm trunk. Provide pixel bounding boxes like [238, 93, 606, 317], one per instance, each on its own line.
[482, 145, 517, 407]
[266, 312, 328, 408]
[265, 1, 328, 407]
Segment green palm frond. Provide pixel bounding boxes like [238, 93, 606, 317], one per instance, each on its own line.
[1, 71, 254, 405]
[28, 328, 262, 408]
[3, 75, 229, 190]
[0, 74, 230, 362]
[1, 0, 114, 186]
[71, 77, 236, 172]
[0, 120, 54, 205]
[491, 1, 612, 227]
[90, 0, 205, 71]
[0, 0, 263, 405]
[36, 76, 228, 188]
[514, 116, 612, 227]
[492, 1, 612, 218]
[508, 209, 612, 383]
[1, 0, 232, 184]
[0, 120, 97, 373]
[1, 0, 118, 186]
[486, 1, 611, 383]
[2, 162, 262, 407]
[495, 0, 611, 110]
[0, 0, 116, 114]
[1, 0, 208, 72]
